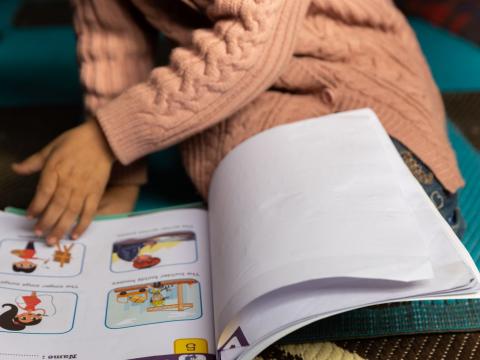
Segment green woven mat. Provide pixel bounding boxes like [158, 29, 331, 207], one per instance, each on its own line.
[280, 122, 480, 344]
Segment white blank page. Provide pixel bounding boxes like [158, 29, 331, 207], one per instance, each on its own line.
[209, 108, 434, 333]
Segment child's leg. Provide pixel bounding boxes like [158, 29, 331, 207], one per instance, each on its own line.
[392, 138, 465, 238]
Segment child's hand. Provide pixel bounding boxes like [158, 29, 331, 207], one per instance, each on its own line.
[97, 185, 140, 215]
[12, 121, 115, 244]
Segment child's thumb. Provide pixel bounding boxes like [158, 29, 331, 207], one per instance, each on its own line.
[12, 151, 48, 175]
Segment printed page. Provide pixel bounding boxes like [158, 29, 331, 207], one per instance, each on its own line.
[207, 109, 480, 358]
[0, 208, 215, 360]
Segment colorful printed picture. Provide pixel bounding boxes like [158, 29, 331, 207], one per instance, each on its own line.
[0, 239, 85, 277]
[111, 231, 197, 273]
[105, 279, 202, 329]
[0, 288, 77, 334]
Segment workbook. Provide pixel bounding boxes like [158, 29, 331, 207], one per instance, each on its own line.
[0, 109, 478, 360]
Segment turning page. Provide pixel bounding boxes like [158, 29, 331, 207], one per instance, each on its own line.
[0, 209, 215, 360]
[208, 109, 480, 359]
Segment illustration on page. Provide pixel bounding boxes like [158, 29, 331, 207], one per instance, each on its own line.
[111, 231, 197, 272]
[0, 288, 77, 334]
[0, 239, 85, 277]
[105, 279, 202, 328]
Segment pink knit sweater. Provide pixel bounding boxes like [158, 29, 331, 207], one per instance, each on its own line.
[72, 0, 463, 197]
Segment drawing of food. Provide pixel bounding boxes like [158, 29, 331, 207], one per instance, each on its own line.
[106, 279, 202, 328]
[111, 232, 198, 273]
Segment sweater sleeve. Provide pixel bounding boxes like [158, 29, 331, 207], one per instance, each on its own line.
[71, 0, 155, 185]
[95, 0, 310, 165]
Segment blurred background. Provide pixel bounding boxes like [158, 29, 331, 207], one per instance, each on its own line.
[0, 0, 478, 210]
[0, 0, 201, 210]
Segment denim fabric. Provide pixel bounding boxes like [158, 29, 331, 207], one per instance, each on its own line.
[392, 138, 466, 238]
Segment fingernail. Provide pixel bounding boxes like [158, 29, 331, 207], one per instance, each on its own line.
[71, 233, 78, 240]
[35, 229, 43, 236]
[47, 237, 57, 245]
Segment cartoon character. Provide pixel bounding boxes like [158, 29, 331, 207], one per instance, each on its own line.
[11, 241, 47, 273]
[0, 292, 47, 331]
[150, 288, 166, 307]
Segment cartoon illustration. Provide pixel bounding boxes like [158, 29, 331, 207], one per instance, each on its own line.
[0, 291, 52, 331]
[111, 232, 198, 273]
[0, 288, 77, 334]
[113, 282, 174, 310]
[53, 243, 74, 268]
[11, 241, 48, 273]
[133, 254, 161, 270]
[150, 288, 166, 307]
[0, 239, 85, 277]
[116, 286, 150, 304]
[106, 279, 202, 329]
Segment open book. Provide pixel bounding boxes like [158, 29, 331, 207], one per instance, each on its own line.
[0, 109, 478, 360]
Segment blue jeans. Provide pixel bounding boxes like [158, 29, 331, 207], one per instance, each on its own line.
[392, 138, 466, 238]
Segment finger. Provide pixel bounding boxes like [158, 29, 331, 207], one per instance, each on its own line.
[71, 194, 99, 239]
[27, 162, 59, 219]
[47, 191, 84, 245]
[12, 145, 52, 175]
[35, 185, 72, 239]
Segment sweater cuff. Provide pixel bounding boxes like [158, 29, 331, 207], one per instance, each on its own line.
[96, 84, 159, 165]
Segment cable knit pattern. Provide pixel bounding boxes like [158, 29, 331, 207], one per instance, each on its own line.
[72, 0, 464, 197]
[72, 0, 155, 185]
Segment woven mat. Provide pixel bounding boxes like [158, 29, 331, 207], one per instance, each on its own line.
[259, 333, 480, 360]
[258, 342, 364, 360]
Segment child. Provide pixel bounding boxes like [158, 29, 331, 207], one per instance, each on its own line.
[12, 0, 464, 244]
[0, 292, 46, 331]
[11, 241, 44, 273]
